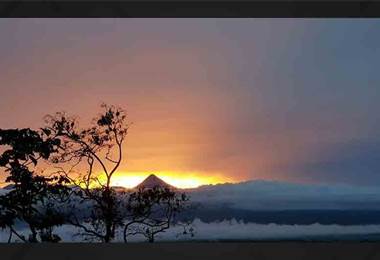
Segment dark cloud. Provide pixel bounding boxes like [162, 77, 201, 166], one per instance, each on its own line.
[278, 139, 380, 185]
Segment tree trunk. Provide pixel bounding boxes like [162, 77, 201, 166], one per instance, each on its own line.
[7, 228, 13, 243]
[104, 220, 113, 243]
[29, 225, 38, 243]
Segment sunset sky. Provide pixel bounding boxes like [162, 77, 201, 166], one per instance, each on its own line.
[1, 19, 380, 187]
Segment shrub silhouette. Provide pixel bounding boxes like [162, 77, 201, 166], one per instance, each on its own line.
[123, 186, 193, 243]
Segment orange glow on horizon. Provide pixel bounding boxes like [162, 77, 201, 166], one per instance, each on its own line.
[101, 171, 233, 189]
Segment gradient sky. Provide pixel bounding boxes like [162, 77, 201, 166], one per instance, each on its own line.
[1, 19, 380, 186]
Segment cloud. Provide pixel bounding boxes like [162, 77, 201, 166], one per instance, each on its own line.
[281, 139, 380, 185]
[189, 179, 380, 210]
[2, 219, 380, 242]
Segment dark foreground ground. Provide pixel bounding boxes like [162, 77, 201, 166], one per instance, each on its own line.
[1, 242, 380, 260]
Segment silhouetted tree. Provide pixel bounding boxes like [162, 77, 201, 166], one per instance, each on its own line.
[0, 128, 70, 242]
[44, 104, 130, 242]
[0, 105, 195, 243]
[123, 186, 194, 243]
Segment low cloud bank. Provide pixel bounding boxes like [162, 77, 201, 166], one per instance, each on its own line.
[2, 219, 380, 242]
[189, 180, 380, 210]
[2, 180, 380, 211]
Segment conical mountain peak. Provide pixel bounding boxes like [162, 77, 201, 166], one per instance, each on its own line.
[135, 174, 175, 190]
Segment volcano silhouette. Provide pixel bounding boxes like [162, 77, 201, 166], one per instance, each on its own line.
[135, 174, 175, 190]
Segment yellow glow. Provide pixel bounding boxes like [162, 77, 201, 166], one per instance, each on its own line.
[99, 171, 232, 189]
